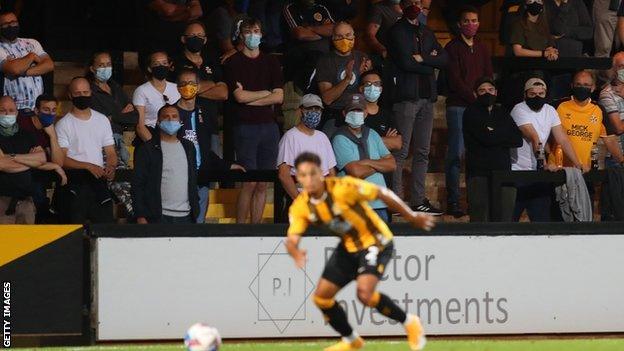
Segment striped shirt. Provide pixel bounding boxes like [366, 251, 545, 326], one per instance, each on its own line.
[0, 38, 46, 110]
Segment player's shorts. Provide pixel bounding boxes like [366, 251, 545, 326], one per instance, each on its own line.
[321, 241, 394, 288]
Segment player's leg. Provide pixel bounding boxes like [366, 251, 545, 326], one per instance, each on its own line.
[316, 246, 364, 351]
[356, 244, 426, 351]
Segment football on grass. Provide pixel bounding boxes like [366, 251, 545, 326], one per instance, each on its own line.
[184, 323, 221, 351]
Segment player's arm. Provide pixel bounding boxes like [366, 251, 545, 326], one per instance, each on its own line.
[285, 234, 307, 269]
[285, 205, 309, 269]
[377, 187, 435, 231]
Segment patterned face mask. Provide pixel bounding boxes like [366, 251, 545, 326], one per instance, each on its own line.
[178, 84, 199, 100]
[301, 110, 321, 129]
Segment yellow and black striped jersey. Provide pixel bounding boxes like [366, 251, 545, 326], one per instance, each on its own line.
[287, 176, 393, 253]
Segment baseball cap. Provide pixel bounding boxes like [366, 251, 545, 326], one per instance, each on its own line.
[474, 76, 496, 91]
[524, 77, 547, 91]
[300, 94, 323, 108]
[344, 94, 367, 112]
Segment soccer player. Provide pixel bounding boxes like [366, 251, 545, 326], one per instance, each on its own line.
[285, 152, 435, 351]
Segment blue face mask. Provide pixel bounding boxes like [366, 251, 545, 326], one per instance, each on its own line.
[244, 33, 262, 50]
[0, 114, 17, 128]
[302, 110, 321, 129]
[345, 111, 365, 128]
[95, 67, 112, 82]
[38, 112, 56, 127]
[159, 120, 182, 136]
[363, 85, 382, 102]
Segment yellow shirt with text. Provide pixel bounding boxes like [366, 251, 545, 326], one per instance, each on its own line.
[551, 100, 606, 167]
[287, 176, 393, 253]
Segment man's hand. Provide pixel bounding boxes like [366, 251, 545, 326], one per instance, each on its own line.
[104, 165, 116, 181]
[291, 248, 307, 269]
[121, 103, 134, 113]
[230, 163, 246, 172]
[137, 217, 148, 224]
[359, 58, 372, 73]
[413, 54, 424, 63]
[54, 165, 68, 186]
[235, 82, 244, 91]
[87, 164, 105, 179]
[581, 164, 590, 173]
[385, 128, 398, 137]
[405, 211, 435, 231]
[43, 124, 56, 136]
[344, 59, 355, 81]
[546, 163, 560, 172]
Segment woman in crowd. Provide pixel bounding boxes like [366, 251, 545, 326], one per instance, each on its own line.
[133, 51, 181, 142]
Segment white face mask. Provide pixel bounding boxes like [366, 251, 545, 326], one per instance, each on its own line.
[617, 69, 624, 83]
[345, 111, 365, 128]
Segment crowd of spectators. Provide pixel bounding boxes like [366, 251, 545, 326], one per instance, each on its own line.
[2, 0, 624, 225]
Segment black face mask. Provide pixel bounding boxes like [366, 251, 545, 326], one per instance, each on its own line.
[151, 65, 169, 80]
[572, 86, 592, 102]
[1, 25, 19, 41]
[185, 36, 205, 53]
[477, 93, 497, 107]
[526, 96, 546, 111]
[72, 96, 92, 110]
[526, 2, 543, 16]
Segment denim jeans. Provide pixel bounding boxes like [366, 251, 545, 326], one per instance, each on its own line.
[445, 106, 465, 205]
[197, 186, 209, 223]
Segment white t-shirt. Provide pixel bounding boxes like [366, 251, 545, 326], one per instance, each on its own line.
[55, 109, 115, 168]
[132, 81, 181, 128]
[276, 126, 337, 176]
[0, 38, 46, 110]
[510, 101, 561, 171]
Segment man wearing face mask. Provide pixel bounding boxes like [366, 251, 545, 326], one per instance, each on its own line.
[277, 94, 336, 212]
[332, 94, 396, 222]
[0, 96, 46, 224]
[132, 104, 200, 224]
[550, 70, 620, 170]
[175, 69, 244, 223]
[17, 94, 66, 222]
[224, 18, 284, 224]
[463, 77, 523, 222]
[386, 0, 448, 215]
[55, 77, 118, 224]
[316, 22, 371, 135]
[0, 11, 54, 117]
[366, 0, 403, 63]
[283, 0, 335, 92]
[173, 21, 229, 156]
[359, 70, 401, 152]
[510, 77, 581, 222]
[443, 5, 493, 218]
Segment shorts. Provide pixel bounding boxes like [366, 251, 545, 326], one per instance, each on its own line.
[234, 123, 280, 170]
[322, 241, 394, 288]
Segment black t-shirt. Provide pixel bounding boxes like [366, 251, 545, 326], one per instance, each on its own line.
[172, 48, 224, 131]
[315, 50, 368, 110]
[283, 2, 334, 52]
[0, 130, 37, 197]
[365, 107, 395, 137]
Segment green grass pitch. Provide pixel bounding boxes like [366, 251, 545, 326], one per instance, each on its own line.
[14, 338, 624, 351]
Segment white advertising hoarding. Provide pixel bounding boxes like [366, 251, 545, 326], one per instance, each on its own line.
[96, 235, 624, 340]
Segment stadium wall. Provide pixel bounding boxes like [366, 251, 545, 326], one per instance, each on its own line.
[91, 223, 624, 341]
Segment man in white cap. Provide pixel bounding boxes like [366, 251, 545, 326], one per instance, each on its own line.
[509, 77, 581, 222]
[277, 94, 336, 204]
[332, 93, 396, 222]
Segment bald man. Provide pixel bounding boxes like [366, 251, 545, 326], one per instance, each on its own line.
[55, 77, 118, 224]
[0, 96, 46, 223]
